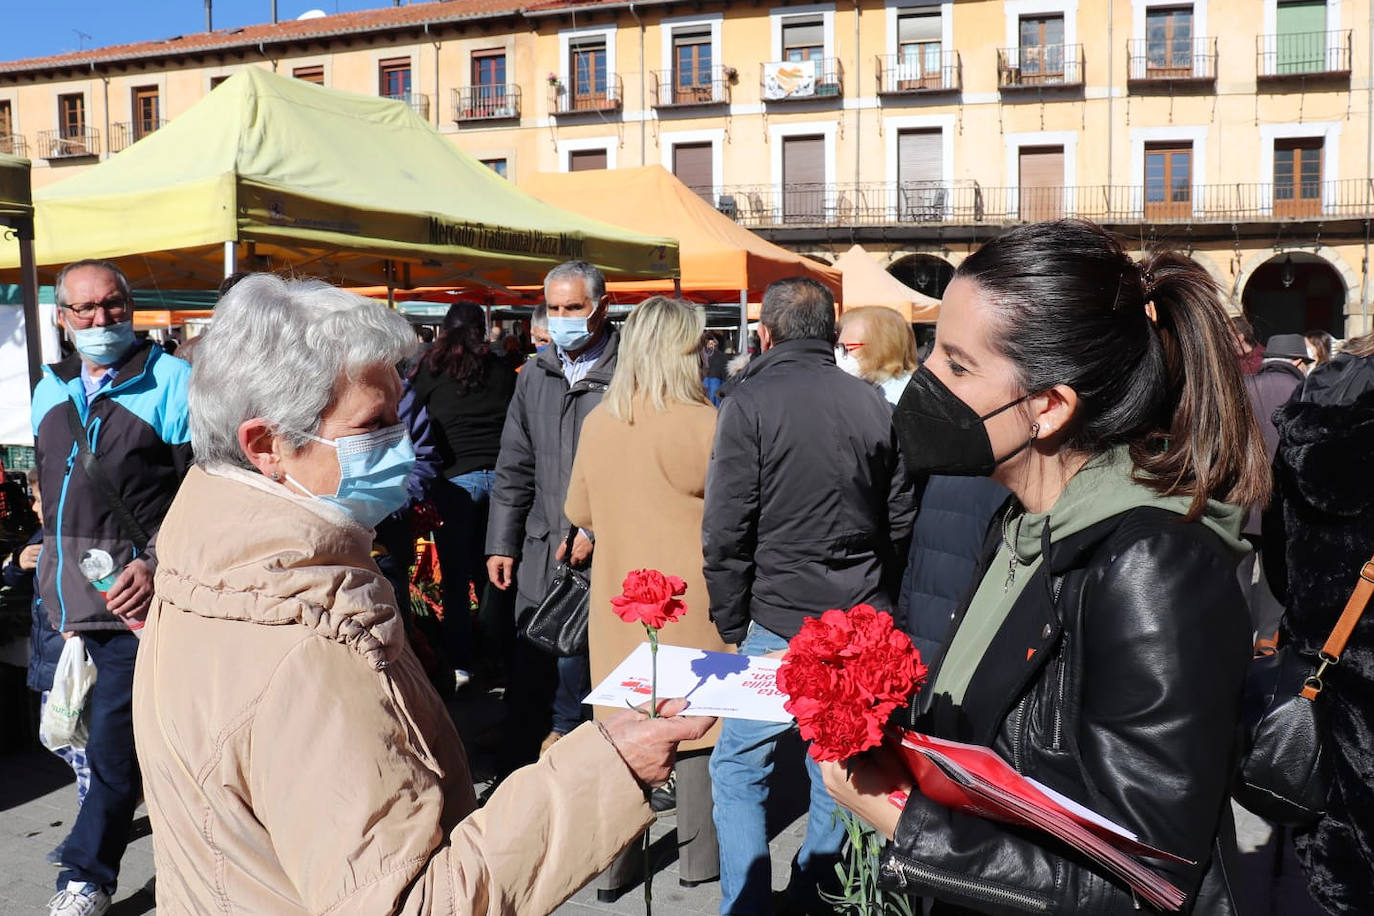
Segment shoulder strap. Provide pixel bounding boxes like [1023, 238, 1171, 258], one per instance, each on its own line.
[1300, 553, 1374, 700]
[64, 399, 150, 552]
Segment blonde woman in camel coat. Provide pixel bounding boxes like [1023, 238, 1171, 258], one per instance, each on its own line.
[566, 296, 729, 898]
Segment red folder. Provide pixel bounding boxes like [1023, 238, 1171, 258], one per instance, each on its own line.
[888, 729, 1193, 912]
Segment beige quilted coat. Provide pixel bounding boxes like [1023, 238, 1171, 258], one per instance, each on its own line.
[132, 464, 652, 915]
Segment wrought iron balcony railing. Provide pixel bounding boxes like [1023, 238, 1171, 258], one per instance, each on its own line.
[1257, 30, 1352, 79]
[452, 85, 522, 122]
[875, 51, 961, 95]
[549, 74, 624, 114]
[1126, 37, 1217, 84]
[718, 179, 1374, 229]
[997, 44, 1085, 89]
[0, 134, 27, 158]
[383, 91, 431, 119]
[109, 120, 166, 153]
[651, 67, 732, 108]
[760, 57, 843, 101]
[36, 128, 99, 159]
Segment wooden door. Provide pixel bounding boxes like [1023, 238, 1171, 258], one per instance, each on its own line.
[1019, 16, 1065, 83]
[132, 86, 159, 140]
[572, 44, 608, 109]
[674, 33, 712, 104]
[1275, 138, 1322, 218]
[1018, 146, 1063, 221]
[1144, 143, 1192, 219]
[1145, 6, 1194, 77]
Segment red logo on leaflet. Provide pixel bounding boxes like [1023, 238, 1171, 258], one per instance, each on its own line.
[619, 678, 653, 695]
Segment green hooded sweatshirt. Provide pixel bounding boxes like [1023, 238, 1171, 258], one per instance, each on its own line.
[931, 445, 1249, 707]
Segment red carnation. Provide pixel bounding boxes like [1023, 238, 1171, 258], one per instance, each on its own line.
[612, 569, 688, 629]
[775, 604, 926, 762]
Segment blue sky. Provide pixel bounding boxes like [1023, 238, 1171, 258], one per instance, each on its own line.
[1, 1, 391, 61]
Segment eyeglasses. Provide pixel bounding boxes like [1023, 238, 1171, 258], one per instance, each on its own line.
[839, 341, 865, 353]
[63, 297, 129, 321]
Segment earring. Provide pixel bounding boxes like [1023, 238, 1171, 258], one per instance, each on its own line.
[271, 471, 283, 482]
[1030, 423, 1041, 440]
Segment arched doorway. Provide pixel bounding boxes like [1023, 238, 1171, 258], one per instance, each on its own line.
[1241, 252, 1345, 341]
[887, 253, 954, 300]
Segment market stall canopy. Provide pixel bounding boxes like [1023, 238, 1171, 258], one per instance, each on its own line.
[834, 245, 940, 323]
[0, 153, 33, 224]
[521, 166, 839, 303]
[0, 68, 677, 288]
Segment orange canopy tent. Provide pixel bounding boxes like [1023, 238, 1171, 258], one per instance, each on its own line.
[834, 245, 940, 323]
[521, 165, 840, 319]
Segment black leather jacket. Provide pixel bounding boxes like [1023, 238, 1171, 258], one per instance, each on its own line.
[880, 507, 1251, 915]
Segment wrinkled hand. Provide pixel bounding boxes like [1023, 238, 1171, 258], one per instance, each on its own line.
[18, 543, 40, 571]
[105, 558, 153, 625]
[819, 744, 913, 840]
[487, 555, 515, 591]
[601, 698, 715, 788]
[555, 531, 594, 567]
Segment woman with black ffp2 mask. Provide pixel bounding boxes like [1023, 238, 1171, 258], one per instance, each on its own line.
[823, 220, 1272, 915]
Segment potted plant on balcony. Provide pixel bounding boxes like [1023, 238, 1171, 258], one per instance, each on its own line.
[723, 66, 739, 84]
[547, 72, 564, 93]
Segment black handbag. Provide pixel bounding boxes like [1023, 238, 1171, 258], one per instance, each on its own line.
[1234, 554, 1373, 827]
[520, 527, 590, 657]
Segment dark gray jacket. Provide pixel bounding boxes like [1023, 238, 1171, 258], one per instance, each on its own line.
[486, 328, 619, 617]
[703, 339, 916, 645]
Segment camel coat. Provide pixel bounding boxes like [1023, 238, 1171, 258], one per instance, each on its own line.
[566, 399, 728, 752]
[133, 464, 653, 915]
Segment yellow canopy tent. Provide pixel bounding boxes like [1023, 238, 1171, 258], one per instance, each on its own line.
[0, 68, 677, 289]
[0, 153, 42, 390]
[833, 244, 940, 323]
[522, 166, 840, 336]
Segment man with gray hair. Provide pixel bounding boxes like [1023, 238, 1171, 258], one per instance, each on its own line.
[487, 260, 616, 760]
[703, 277, 915, 916]
[31, 259, 192, 916]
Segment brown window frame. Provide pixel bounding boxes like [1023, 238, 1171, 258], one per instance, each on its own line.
[132, 85, 160, 140]
[1274, 137, 1323, 218]
[292, 65, 325, 84]
[1143, 142, 1193, 219]
[378, 57, 412, 99]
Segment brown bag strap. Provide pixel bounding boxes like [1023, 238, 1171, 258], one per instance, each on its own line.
[1300, 554, 1374, 700]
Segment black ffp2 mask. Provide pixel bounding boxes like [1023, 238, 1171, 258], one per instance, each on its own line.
[892, 365, 1028, 477]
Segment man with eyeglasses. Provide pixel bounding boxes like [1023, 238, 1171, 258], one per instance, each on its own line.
[30, 259, 192, 916]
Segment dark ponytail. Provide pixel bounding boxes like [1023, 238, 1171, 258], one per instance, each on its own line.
[956, 219, 1270, 519]
[422, 302, 490, 392]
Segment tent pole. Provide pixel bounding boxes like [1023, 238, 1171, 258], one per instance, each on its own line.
[19, 226, 42, 391]
[386, 260, 396, 310]
[674, 277, 682, 297]
[223, 241, 237, 278]
[738, 289, 748, 353]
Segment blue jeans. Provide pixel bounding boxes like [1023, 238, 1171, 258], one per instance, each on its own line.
[709, 624, 845, 915]
[59, 629, 140, 893]
[432, 470, 494, 672]
[551, 652, 591, 735]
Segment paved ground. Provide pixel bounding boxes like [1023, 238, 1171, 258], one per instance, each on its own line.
[0, 680, 1331, 915]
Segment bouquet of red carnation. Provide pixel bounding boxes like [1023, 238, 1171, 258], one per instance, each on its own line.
[776, 604, 928, 763]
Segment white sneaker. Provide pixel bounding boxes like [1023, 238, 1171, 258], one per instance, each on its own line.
[47, 882, 111, 916]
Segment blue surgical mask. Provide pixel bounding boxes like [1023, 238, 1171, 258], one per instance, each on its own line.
[285, 423, 416, 529]
[546, 315, 593, 352]
[71, 321, 136, 366]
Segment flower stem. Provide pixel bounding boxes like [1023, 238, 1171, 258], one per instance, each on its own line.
[647, 625, 660, 719]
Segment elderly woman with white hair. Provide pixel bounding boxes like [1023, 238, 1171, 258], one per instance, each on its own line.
[130, 275, 710, 915]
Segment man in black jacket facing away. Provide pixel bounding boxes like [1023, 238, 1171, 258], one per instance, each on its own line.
[703, 277, 915, 915]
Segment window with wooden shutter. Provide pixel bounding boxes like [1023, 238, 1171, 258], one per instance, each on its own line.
[673, 29, 713, 103]
[471, 51, 508, 114]
[782, 135, 825, 222]
[1275, 138, 1322, 217]
[379, 58, 412, 99]
[569, 148, 608, 171]
[672, 143, 713, 202]
[1144, 143, 1192, 219]
[57, 93, 86, 154]
[1019, 15, 1065, 82]
[570, 39, 609, 109]
[897, 12, 941, 87]
[1146, 6, 1194, 76]
[1276, 0, 1327, 74]
[897, 129, 943, 220]
[293, 65, 324, 84]
[782, 19, 824, 62]
[132, 85, 159, 140]
[0, 101, 12, 153]
[1018, 146, 1064, 221]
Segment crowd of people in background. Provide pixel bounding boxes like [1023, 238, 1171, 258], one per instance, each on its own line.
[0, 219, 1372, 916]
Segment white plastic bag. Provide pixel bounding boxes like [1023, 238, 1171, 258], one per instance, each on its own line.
[39, 635, 97, 751]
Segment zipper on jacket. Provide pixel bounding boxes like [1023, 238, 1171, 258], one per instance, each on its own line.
[53, 440, 79, 631]
[882, 854, 1052, 912]
[1052, 633, 1068, 751]
[1009, 693, 1029, 771]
